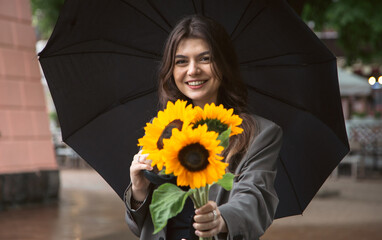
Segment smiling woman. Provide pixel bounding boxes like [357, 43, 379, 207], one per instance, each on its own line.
[125, 15, 283, 240]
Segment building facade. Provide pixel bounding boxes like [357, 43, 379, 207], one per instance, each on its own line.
[0, 0, 59, 208]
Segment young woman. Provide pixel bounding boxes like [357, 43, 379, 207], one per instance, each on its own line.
[125, 15, 283, 240]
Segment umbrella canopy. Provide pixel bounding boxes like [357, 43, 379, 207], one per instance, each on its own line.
[338, 68, 371, 96]
[39, 0, 349, 218]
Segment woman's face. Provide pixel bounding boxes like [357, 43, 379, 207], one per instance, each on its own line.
[173, 38, 221, 107]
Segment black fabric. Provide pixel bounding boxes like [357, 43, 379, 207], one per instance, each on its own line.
[166, 197, 198, 240]
[39, 0, 349, 218]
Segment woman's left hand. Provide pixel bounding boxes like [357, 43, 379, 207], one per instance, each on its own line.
[192, 201, 227, 238]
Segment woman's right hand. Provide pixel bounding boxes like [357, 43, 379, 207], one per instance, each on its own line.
[130, 150, 153, 201]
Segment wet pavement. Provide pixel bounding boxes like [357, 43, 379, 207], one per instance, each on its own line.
[0, 169, 137, 240]
[0, 169, 381, 240]
[263, 176, 382, 240]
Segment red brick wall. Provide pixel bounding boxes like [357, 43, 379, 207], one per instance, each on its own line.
[0, 0, 57, 174]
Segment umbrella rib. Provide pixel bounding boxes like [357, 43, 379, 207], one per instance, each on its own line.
[197, 0, 204, 15]
[39, 37, 163, 59]
[118, 0, 170, 34]
[104, 38, 162, 59]
[147, 0, 174, 29]
[192, 0, 197, 14]
[230, 0, 253, 38]
[38, 38, 162, 59]
[119, 87, 157, 104]
[231, 4, 267, 43]
[39, 50, 160, 61]
[279, 155, 304, 215]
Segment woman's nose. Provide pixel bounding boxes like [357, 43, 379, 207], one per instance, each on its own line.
[187, 62, 200, 76]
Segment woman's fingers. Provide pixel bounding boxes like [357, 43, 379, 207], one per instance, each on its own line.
[195, 228, 220, 238]
[193, 201, 225, 237]
[131, 151, 152, 171]
[195, 201, 215, 213]
[194, 201, 218, 222]
[130, 151, 152, 192]
[193, 219, 219, 231]
[193, 210, 219, 223]
[130, 161, 153, 172]
[133, 151, 152, 165]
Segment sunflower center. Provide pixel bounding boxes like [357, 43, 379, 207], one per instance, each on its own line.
[157, 119, 183, 149]
[178, 143, 209, 172]
[193, 118, 228, 134]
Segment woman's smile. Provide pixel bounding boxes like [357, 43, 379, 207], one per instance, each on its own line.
[186, 80, 208, 88]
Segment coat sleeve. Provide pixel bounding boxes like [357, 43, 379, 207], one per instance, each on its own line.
[218, 118, 283, 240]
[124, 183, 153, 237]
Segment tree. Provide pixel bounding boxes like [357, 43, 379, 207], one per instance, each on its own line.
[31, 0, 65, 40]
[302, 0, 382, 64]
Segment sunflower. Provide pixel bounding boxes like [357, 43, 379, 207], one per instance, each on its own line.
[138, 100, 195, 170]
[192, 103, 243, 136]
[162, 124, 227, 189]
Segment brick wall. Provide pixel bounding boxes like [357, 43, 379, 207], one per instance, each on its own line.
[0, 0, 59, 207]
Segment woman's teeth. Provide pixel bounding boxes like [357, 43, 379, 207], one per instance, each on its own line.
[187, 81, 206, 86]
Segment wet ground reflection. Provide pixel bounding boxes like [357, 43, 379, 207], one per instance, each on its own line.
[0, 170, 138, 240]
[1, 169, 381, 240]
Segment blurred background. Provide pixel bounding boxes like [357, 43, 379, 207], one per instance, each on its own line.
[0, 0, 381, 239]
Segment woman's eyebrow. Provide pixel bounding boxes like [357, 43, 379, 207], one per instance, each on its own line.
[198, 51, 210, 56]
[175, 54, 187, 59]
[175, 51, 210, 58]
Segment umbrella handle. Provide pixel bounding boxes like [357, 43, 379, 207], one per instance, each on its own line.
[143, 170, 177, 185]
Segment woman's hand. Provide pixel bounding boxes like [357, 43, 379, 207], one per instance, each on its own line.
[130, 150, 153, 201]
[192, 201, 228, 238]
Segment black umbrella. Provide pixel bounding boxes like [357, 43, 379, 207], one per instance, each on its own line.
[39, 0, 349, 218]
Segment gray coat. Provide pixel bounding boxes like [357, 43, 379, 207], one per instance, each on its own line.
[124, 115, 283, 240]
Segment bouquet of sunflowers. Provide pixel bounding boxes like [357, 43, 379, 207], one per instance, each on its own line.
[138, 100, 243, 239]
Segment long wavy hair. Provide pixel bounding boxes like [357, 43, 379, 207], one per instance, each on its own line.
[158, 15, 256, 172]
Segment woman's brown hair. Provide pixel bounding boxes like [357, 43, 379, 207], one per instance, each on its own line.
[158, 15, 256, 172]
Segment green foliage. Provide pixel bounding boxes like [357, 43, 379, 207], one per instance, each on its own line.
[302, 0, 382, 64]
[328, 0, 382, 64]
[301, 0, 333, 30]
[150, 183, 195, 234]
[31, 0, 65, 39]
[49, 111, 60, 127]
[217, 127, 231, 149]
[193, 118, 228, 135]
[352, 111, 367, 118]
[150, 173, 234, 235]
[216, 173, 235, 191]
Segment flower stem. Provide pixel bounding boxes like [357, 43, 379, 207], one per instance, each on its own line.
[192, 186, 212, 240]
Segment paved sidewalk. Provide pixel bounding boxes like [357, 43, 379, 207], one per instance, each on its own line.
[0, 169, 381, 240]
[263, 177, 382, 240]
[0, 169, 137, 240]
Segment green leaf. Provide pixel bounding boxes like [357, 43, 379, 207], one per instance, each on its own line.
[150, 183, 195, 234]
[217, 126, 231, 149]
[216, 173, 235, 191]
[193, 118, 228, 134]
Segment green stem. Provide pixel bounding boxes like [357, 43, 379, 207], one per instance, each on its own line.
[205, 184, 210, 203]
[193, 188, 201, 208]
[189, 194, 198, 209]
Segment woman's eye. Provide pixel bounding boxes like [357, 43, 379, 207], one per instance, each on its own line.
[200, 56, 210, 62]
[175, 59, 187, 65]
